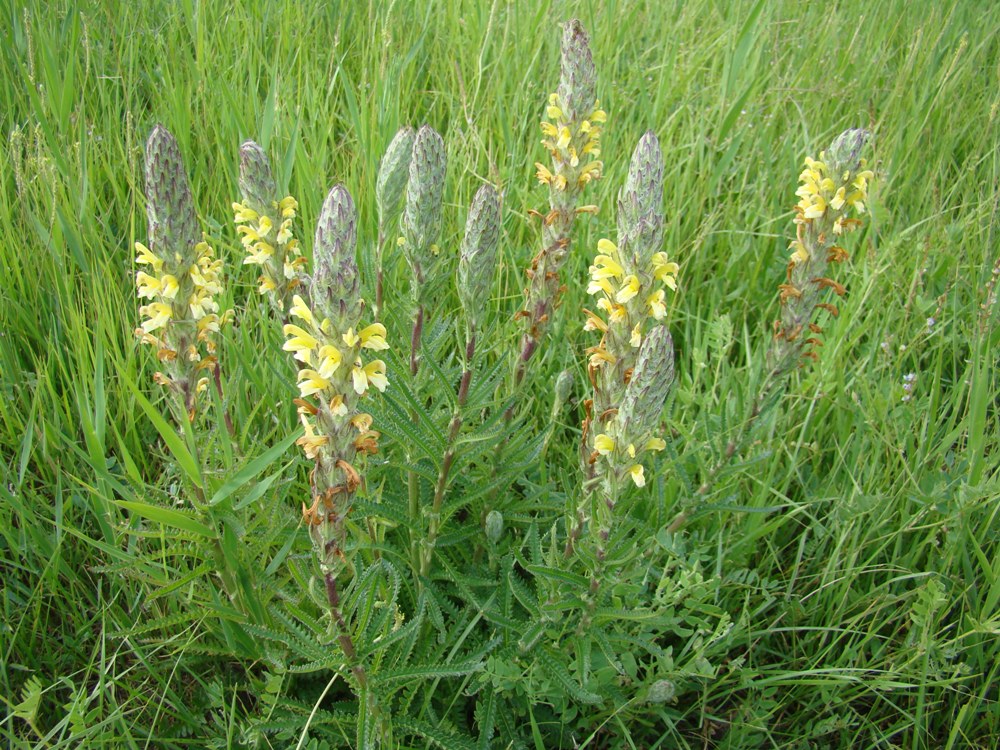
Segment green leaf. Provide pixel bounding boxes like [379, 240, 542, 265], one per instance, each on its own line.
[121, 374, 203, 490]
[209, 429, 300, 506]
[116, 500, 214, 538]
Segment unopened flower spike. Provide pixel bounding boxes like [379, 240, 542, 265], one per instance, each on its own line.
[135, 125, 231, 422]
[282, 184, 390, 577]
[232, 140, 305, 312]
[374, 126, 416, 319]
[458, 184, 503, 334]
[400, 124, 447, 375]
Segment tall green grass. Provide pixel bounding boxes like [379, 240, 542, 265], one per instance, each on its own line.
[1, 0, 998, 747]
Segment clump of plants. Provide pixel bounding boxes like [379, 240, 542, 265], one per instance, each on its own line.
[124, 19, 875, 748]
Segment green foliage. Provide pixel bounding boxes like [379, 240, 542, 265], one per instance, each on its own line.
[2, 1, 999, 749]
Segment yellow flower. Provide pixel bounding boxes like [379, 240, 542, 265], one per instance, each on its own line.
[535, 163, 553, 185]
[540, 122, 559, 139]
[316, 345, 342, 378]
[278, 196, 298, 219]
[353, 358, 388, 394]
[359, 323, 389, 351]
[136, 272, 161, 299]
[788, 241, 810, 264]
[628, 463, 645, 487]
[140, 302, 172, 332]
[283, 324, 318, 362]
[342, 328, 360, 347]
[259, 276, 277, 294]
[276, 219, 294, 244]
[232, 202, 259, 224]
[597, 297, 627, 323]
[135, 242, 163, 273]
[646, 289, 666, 320]
[243, 242, 274, 265]
[289, 295, 314, 324]
[556, 127, 571, 151]
[296, 416, 328, 459]
[616, 275, 640, 304]
[590, 107, 607, 123]
[257, 215, 273, 237]
[587, 346, 617, 368]
[644, 437, 666, 452]
[594, 434, 615, 455]
[651, 253, 679, 290]
[590, 254, 624, 281]
[546, 105, 563, 120]
[588, 277, 615, 297]
[630, 323, 643, 348]
[583, 309, 608, 333]
[297, 369, 330, 397]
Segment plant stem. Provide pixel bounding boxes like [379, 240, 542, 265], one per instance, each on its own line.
[422, 334, 475, 577]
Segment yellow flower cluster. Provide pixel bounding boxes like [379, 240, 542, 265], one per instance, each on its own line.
[593, 433, 666, 488]
[232, 195, 305, 296]
[793, 155, 873, 240]
[135, 239, 228, 368]
[282, 294, 388, 459]
[583, 238, 678, 362]
[534, 93, 606, 191]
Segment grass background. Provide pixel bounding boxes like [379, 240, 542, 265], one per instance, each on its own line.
[1, 0, 998, 746]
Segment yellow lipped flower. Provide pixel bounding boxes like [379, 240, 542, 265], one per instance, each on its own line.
[628, 463, 646, 487]
[278, 195, 298, 219]
[282, 324, 319, 362]
[615, 275, 640, 304]
[644, 437, 666, 452]
[646, 289, 667, 320]
[359, 323, 389, 351]
[594, 434, 615, 455]
[630, 323, 643, 348]
[352, 358, 388, 395]
[139, 302, 172, 332]
[289, 295, 313, 325]
[135, 242, 164, 273]
[296, 369, 331, 397]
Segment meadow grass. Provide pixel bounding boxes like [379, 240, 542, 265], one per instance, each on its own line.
[1, 0, 999, 747]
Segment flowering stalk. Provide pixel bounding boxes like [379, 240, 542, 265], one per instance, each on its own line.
[577, 327, 674, 629]
[770, 128, 873, 374]
[374, 126, 416, 321]
[567, 132, 678, 556]
[422, 185, 501, 576]
[232, 140, 305, 315]
[399, 125, 447, 376]
[515, 19, 605, 384]
[281, 185, 389, 578]
[135, 125, 232, 426]
[668, 129, 875, 534]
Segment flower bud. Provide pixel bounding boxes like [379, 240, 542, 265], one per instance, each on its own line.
[312, 185, 360, 329]
[238, 140, 277, 211]
[557, 20, 597, 122]
[555, 369, 574, 404]
[144, 125, 199, 257]
[826, 128, 870, 176]
[485, 509, 504, 543]
[617, 131, 664, 249]
[401, 125, 447, 279]
[645, 679, 676, 704]
[376, 126, 416, 236]
[457, 185, 502, 330]
[618, 325, 675, 436]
